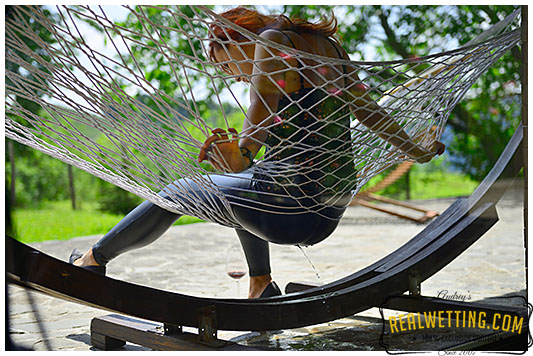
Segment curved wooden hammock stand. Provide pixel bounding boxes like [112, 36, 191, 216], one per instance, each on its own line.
[6, 124, 526, 350]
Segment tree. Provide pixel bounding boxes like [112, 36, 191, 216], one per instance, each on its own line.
[5, 6, 66, 207]
[6, 6, 99, 209]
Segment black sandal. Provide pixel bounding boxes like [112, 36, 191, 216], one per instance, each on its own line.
[259, 281, 282, 298]
[69, 248, 106, 276]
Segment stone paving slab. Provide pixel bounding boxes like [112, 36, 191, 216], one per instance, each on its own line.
[7, 179, 526, 351]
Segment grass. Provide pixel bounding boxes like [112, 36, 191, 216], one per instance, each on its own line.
[11, 170, 478, 244]
[406, 170, 479, 200]
[11, 200, 204, 244]
[365, 156, 480, 201]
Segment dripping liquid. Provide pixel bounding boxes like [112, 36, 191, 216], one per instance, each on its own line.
[297, 245, 321, 281]
[297, 245, 332, 314]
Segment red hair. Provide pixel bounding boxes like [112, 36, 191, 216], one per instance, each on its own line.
[209, 7, 338, 62]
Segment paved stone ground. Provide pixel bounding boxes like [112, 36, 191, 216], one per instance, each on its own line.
[7, 179, 526, 351]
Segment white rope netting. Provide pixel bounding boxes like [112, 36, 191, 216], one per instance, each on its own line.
[5, 6, 521, 228]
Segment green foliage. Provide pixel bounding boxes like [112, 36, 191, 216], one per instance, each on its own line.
[6, 6, 61, 121]
[96, 180, 143, 215]
[354, 5, 521, 180]
[448, 57, 521, 180]
[6, 142, 68, 207]
[5, 140, 100, 208]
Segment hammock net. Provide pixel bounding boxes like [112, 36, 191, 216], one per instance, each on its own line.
[5, 6, 521, 228]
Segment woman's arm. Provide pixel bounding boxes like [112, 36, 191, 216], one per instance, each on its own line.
[338, 48, 444, 163]
[198, 30, 292, 172]
[349, 87, 444, 163]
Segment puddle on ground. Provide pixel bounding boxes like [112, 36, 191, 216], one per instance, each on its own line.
[228, 316, 385, 351]
[224, 312, 526, 351]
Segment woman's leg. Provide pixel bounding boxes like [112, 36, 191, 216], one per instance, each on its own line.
[73, 173, 252, 268]
[73, 200, 181, 267]
[72, 171, 340, 298]
[91, 200, 182, 266]
[236, 229, 273, 298]
[236, 229, 271, 277]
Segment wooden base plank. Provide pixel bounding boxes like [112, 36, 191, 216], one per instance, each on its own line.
[90, 314, 257, 351]
[91, 331, 126, 350]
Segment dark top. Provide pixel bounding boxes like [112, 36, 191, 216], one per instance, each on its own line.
[259, 31, 357, 200]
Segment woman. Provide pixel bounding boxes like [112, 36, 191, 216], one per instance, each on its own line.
[70, 7, 444, 299]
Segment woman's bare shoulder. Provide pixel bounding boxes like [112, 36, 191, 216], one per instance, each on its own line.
[254, 29, 299, 62]
[257, 29, 293, 47]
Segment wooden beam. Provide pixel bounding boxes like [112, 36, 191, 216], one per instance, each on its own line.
[90, 314, 259, 351]
[352, 197, 438, 224]
[5, 201, 499, 331]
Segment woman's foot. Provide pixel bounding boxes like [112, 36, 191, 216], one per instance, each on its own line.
[248, 274, 281, 298]
[71, 248, 100, 267]
[69, 248, 106, 275]
[248, 274, 272, 298]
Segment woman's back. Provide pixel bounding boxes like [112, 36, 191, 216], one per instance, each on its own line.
[257, 28, 357, 199]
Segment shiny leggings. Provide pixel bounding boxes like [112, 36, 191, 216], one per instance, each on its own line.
[91, 171, 345, 277]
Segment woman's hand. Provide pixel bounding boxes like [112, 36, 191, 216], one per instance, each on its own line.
[198, 128, 248, 173]
[408, 126, 446, 164]
[413, 140, 446, 163]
